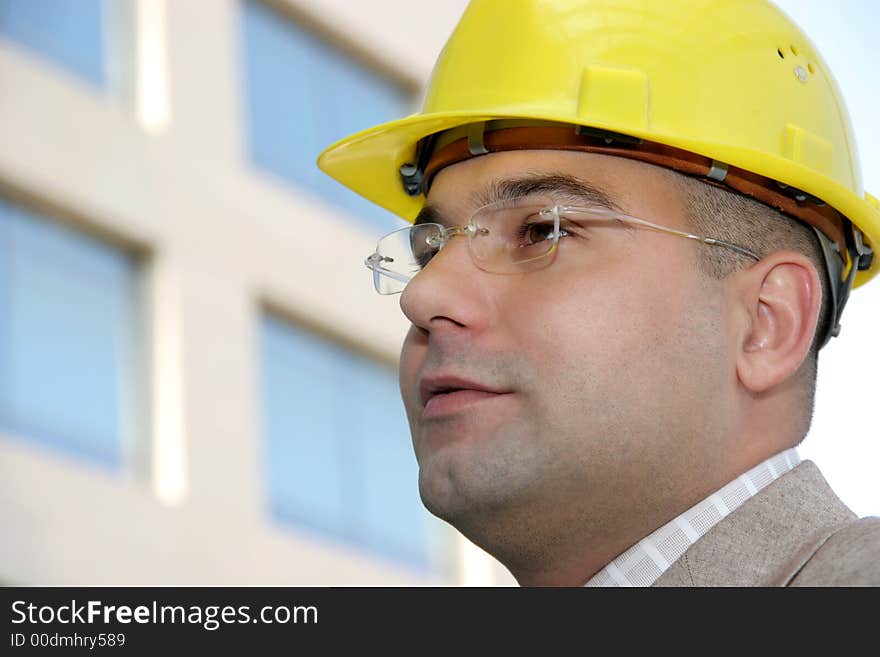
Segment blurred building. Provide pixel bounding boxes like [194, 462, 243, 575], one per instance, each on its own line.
[0, 0, 518, 585]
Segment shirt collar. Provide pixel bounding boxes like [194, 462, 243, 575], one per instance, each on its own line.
[585, 448, 801, 587]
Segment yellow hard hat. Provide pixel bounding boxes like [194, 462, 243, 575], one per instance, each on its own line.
[318, 0, 877, 305]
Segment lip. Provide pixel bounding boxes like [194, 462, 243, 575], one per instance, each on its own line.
[419, 374, 511, 419]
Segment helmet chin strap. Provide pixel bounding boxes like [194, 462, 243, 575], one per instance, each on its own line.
[815, 222, 875, 348]
[813, 225, 846, 348]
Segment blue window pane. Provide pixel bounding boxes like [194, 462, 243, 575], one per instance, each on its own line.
[241, 0, 409, 233]
[347, 363, 429, 566]
[0, 199, 138, 466]
[262, 317, 347, 530]
[0, 0, 106, 88]
[260, 314, 431, 571]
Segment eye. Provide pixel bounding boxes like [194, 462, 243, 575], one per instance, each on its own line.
[516, 219, 566, 246]
[414, 247, 436, 268]
[411, 229, 442, 268]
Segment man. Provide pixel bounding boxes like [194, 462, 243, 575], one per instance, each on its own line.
[318, 0, 880, 585]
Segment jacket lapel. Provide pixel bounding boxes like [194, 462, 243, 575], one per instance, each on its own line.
[653, 461, 855, 586]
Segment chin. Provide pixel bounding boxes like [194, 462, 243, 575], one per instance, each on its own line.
[416, 452, 469, 522]
[415, 443, 533, 529]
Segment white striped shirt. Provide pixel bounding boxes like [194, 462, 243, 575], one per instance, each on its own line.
[585, 448, 801, 587]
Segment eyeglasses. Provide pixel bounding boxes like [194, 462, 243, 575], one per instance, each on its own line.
[364, 196, 761, 294]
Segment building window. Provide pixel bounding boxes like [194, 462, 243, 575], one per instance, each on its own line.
[260, 313, 432, 571]
[240, 0, 410, 233]
[0, 198, 141, 467]
[0, 0, 107, 88]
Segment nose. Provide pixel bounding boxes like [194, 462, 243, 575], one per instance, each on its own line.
[399, 231, 490, 333]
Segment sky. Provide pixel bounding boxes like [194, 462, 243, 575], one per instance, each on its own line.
[768, 0, 879, 516]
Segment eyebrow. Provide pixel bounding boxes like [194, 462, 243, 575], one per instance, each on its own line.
[414, 172, 622, 226]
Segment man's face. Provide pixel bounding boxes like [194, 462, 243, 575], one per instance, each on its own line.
[397, 150, 734, 557]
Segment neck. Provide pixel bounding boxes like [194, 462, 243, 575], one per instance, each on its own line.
[469, 453, 783, 586]
[458, 495, 689, 587]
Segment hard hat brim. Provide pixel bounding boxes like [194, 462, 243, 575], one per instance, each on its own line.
[318, 109, 879, 288]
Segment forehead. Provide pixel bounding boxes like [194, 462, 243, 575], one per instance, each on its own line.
[424, 149, 686, 229]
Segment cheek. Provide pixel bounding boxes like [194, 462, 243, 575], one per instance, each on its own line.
[509, 264, 663, 363]
[510, 260, 704, 410]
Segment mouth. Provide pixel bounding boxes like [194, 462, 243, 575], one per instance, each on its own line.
[419, 375, 512, 420]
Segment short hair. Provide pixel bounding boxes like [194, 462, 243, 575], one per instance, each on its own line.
[668, 171, 832, 435]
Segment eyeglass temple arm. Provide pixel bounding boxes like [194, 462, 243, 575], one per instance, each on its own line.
[559, 205, 760, 260]
[560, 205, 866, 349]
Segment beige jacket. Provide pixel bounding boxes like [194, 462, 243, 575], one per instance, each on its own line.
[653, 460, 880, 586]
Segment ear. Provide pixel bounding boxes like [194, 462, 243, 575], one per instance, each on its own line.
[734, 251, 823, 393]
